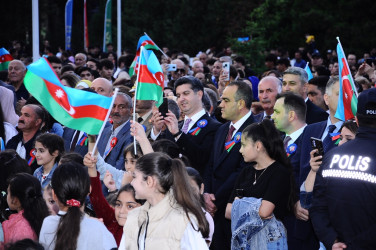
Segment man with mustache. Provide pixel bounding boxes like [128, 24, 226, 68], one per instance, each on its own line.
[97, 93, 133, 170]
[255, 76, 282, 121]
[6, 104, 46, 172]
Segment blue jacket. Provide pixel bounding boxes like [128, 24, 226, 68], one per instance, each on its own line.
[97, 122, 132, 170]
[231, 197, 287, 250]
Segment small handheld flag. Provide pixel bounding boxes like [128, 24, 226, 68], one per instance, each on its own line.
[334, 37, 358, 121]
[0, 48, 14, 71]
[24, 58, 113, 135]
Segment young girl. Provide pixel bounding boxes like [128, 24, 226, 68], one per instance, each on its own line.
[85, 151, 142, 246]
[39, 162, 117, 250]
[120, 152, 209, 249]
[2, 173, 49, 244]
[225, 119, 293, 249]
[33, 134, 65, 189]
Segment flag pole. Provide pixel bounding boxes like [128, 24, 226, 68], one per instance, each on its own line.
[117, 0, 121, 58]
[91, 88, 119, 155]
[144, 32, 169, 58]
[336, 37, 359, 97]
[132, 46, 144, 155]
[32, 0, 40, 62]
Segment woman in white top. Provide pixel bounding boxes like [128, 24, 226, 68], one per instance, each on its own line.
[39, 162, 116, 250]
[120, 152, 209, 250]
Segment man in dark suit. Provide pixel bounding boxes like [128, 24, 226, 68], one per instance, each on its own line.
[271, 93, 309, 249]
[62, 128, 89, 157]
[97, 93, 133, 170]
[204, 81, 255, 249]
[288, 76, 343, 250]
[152, 76, 221, 176]
[282, 66, 328, 124]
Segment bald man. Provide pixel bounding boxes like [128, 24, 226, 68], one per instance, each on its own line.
[91, 78, 113, 97]
[170, 59, 186, 80]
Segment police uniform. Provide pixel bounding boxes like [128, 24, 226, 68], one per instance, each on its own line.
[310, 88, 376, 250]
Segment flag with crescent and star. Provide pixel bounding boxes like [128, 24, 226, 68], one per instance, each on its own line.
[135, 48, 164, 107]
[335, 38, 358, 121]
[24, 57, 112, 135]
[129, 34, 159, 77]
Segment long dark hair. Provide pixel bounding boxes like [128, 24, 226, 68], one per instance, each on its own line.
[51, 162, 90, 250]
[135, 152, 209, 237]
[242, 119, 296, 211]
[8, 173, 50, 236]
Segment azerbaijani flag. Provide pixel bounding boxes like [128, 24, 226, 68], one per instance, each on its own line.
[135, 48, 164, 107]
[0, 48, 14, 71]
[24, 58, 113, 135]
[136, 34, 159, 53]
[334, 38, 358, 121]
[304, 62, 313, 80]
[129, 34, 159, 77]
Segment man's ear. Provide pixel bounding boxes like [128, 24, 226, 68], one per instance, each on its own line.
[35, 118, 43, 128]
[324, 93, 329, 106]
[237, 99, 246, 110]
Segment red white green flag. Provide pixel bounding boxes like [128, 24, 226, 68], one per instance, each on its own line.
[135, 47, 164, 107]
[24, 58, 113, 134]
[0, 48, 14, 71]
[129, 34, 160, 77]
[334, 38, 358, 121]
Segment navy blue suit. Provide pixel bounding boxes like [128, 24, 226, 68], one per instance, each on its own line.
[286, 120, 338, 250]
[205, 114, 255, 249]
[177, 113, 221, 176]
[306, 99, 328, 125]
[62, 128, 88, 157]
[97, 121, 132, 170]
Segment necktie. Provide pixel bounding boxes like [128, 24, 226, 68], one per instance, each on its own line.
[70, 131, 80, 151]
[323, 125, 336, 151]
[181, 118, 192, 134]
[224, 125, 236, 151]
[138, 117, 143, 123]
[283, 136, 291, 150]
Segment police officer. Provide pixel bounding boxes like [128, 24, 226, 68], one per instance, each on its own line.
[310, 88, 376, 249]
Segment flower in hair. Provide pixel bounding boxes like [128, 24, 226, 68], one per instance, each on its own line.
[66, 199, 81, 207]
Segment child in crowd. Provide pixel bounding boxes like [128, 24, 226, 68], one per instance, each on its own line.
[120, 152, 209, 249]
[39, 162, 116, 250]
[33, 134, 65, 189]
[2, 173, 49, 245]
[42, 185, 58, 216]
[87, 153, 143, 245]
[186, 167, 214, 246]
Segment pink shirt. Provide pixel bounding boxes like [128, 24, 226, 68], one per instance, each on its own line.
[2, 210, 37, 244]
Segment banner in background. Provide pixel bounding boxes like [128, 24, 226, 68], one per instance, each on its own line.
[84, 0, 89, 51]
[65, 0, 73, 51]
[103, 0, 112, 52]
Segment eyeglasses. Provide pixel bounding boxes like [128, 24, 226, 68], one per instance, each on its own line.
[176, 68, 186, 73]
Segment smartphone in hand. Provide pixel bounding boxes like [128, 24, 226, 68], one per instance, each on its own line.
[310, 137, 324, 157]
[222, 62, 230, 81]
[158, 98, 168, 117]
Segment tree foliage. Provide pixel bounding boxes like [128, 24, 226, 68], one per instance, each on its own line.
[1, 0, 375, 65]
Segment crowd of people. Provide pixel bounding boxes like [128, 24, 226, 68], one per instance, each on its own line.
[0, 39, 376, 250]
